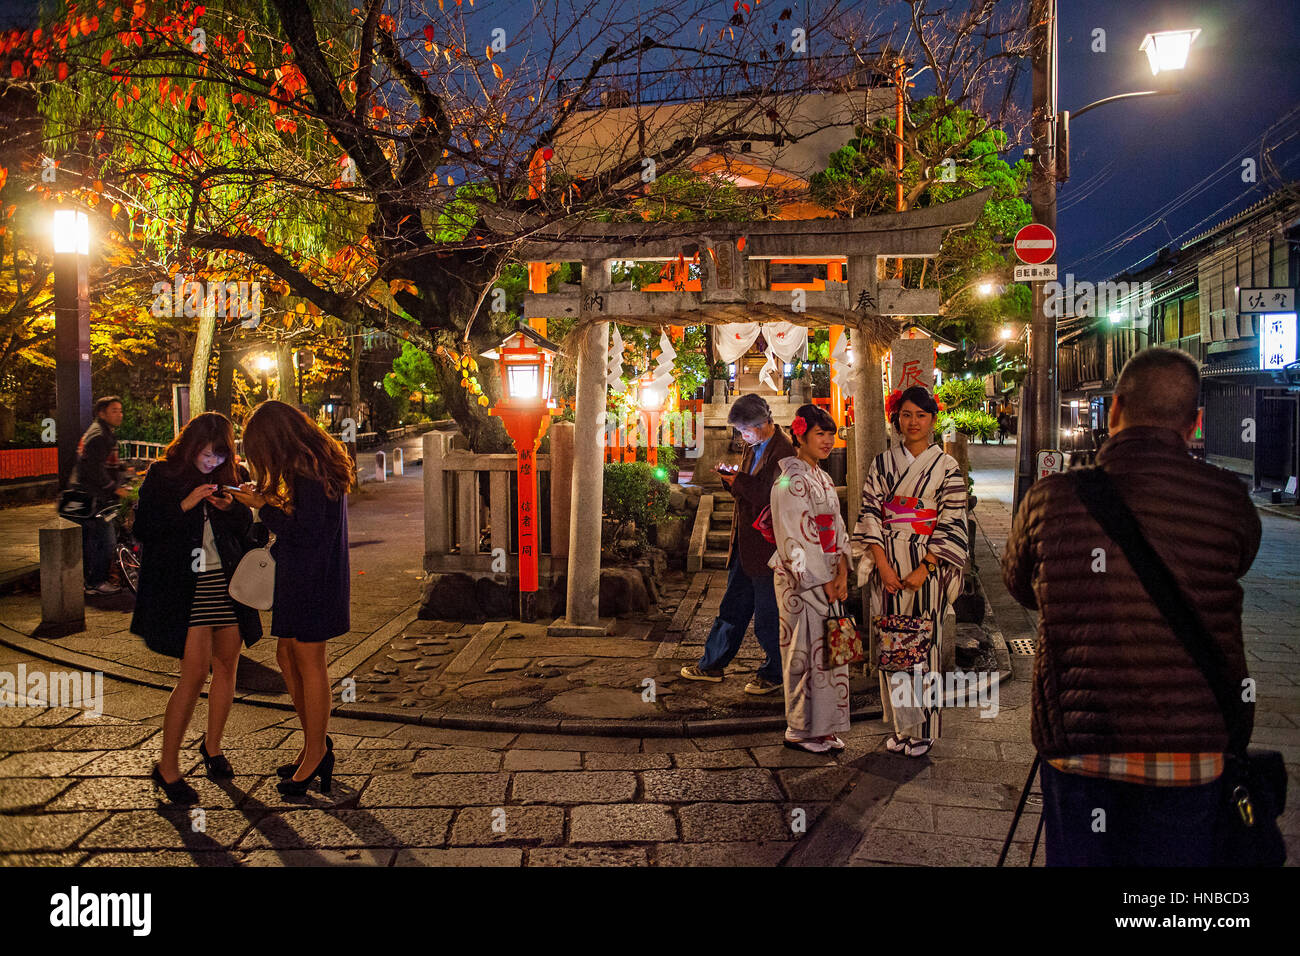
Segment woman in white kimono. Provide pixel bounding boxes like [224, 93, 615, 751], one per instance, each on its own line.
[851, 385, 968, 758]
[768, 404, 852, 754]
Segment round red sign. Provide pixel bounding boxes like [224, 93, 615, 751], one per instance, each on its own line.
[1014, 223, 1057, 265]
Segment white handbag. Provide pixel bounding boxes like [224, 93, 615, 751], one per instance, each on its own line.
[228, 536, 275, 611]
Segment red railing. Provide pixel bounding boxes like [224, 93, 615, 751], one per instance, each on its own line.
[0, 447, 58, 480]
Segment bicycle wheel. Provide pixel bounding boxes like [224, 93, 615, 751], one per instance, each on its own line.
[117, 545, 141, 593]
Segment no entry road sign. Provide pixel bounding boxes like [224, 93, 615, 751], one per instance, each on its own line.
[1014, 224, 1057, 265]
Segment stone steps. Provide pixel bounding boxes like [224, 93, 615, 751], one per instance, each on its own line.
[706, 531, 731, 550]
[703, 553, 730, 569]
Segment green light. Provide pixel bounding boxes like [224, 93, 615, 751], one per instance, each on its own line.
[654, 467, 668, 481]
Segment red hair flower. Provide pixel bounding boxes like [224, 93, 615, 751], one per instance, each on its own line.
[791, 415, 808, 436]
[885, 389, 903, 416]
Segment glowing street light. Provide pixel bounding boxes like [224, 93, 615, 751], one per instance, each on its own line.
[1000, 327, 1013, 340]
[52, 208, 92, 486]
[978, 281, 995, 297]
[1139, 29, 1201, 76]
[482, 325, 561, 621]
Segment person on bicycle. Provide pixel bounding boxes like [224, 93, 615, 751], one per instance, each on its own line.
[130, 412, 264, 804]
[69, 396, 128, 595]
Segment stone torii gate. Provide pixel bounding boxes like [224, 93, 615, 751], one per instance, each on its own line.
[516, 188, 990, 634]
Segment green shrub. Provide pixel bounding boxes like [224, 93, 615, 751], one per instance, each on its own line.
[939, 407, 998, 439]
[603, 462, 670, 547]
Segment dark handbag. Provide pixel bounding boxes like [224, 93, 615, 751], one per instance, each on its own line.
[873, 586, 934, 672]
[1073, 467, 1287, 867]
[56, 488, 97, 521]
[824, 598, 867, 668]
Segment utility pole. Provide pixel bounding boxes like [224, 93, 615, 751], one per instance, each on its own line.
[1015, 0, 1060, 510]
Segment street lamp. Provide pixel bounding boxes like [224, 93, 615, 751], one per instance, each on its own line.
[636, 371, 667, 466]
[52, 209, 91, 488]
[1000, 327, 1013, 340]
[483, 325, 561, 622]
[1140, 30, 1201, 76]
[1015, 1, 1199, 510]
[978, 282, 995, 297]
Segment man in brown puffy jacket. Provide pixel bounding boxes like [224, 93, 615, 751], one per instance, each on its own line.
[1002, 348, 1261, 865]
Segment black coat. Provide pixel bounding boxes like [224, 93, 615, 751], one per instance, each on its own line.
[260, 476, 350, 642]
[129, 464, 265, 658]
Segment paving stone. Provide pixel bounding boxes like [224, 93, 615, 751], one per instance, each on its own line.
[749, 744, 843, 768]
[71, 750, 201, 777]
[527, 847, 648, 866]
[849, 829, 1027, 866]
[410, 748, 503, 773]
[454, 678, 538, 699]
[654, 842, 791, 867]
[677, 802, 793, 842]
[672, 749, 757, 769]
[491, 697, 537, 710]
[891, 778, 1021, 811]
[583, 752, 673, 770]
[511, 771, 637, 804]
[662, 694, 711, 713]
[641, 769, 782, 802]
[80, 850, 243, 866]
[0, 727, 82, 751]
[546, 687, 658, 719]
[486, 658, 532, 673]
[359, 772, 511, 807]
[503, 750, 582, 771]
[0, 852, 89, 866]
[449, 806, 565, 846]
[388, 726, 517, 747]
[0, 750, 104, 777]
[47, 775, 245, 811]
[934, 806, 1041, 842]
[522, 667, 561, 678]
[238, 809, 454, 849]
[570, 804, 678, 843]
[237, 849, 397, 866]
[514, 638, 652, 659]
[243, 775, 371, 809]
[0, 777, 72, 812]
[777, 766, 859, 802]
[372, 663, 399, 675]
[386, 652, 420, 663]
[355, 674, 392, 684]
[870, 801, 936, 833]
[404, 620, 458, 636]
[512, 733, 638, 753]
[417, 682, 445, 698]
[535, 657, 593, 668]
[414, 638, 451, 646]
[394, 847, 522, 866]
[640, 738, 700, 753]
[76, 809, 252, 850]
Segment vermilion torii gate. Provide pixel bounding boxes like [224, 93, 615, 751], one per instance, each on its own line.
[515, 188, 991, 634]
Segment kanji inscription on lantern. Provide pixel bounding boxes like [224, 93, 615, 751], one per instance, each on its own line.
[855, 289, 877, 313]
[899, 360, 925, 388]
[582, 292, 605, 312]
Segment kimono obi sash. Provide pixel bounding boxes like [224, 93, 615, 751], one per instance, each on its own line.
[882, 494, 938, 536]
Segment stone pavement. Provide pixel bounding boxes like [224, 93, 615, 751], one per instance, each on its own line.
[0, 442, 1294, 866]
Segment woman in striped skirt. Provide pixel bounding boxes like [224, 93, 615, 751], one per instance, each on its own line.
[130, 413, 263, 803]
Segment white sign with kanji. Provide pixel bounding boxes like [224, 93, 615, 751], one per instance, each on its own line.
[1014, 264, 1057, 282]
[1239, 288, 1295, 313]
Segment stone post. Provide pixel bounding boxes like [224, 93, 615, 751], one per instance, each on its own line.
[560, 259, 612, 632]
[423, 431, 452, 571]
[847, 255, 884, 502]
[549, 421, 574, 564]
[39, 519, 84, 635]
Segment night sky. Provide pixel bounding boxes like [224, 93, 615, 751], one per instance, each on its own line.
[3, 0, 1298, 283]
[1051, 0, 1300, 279]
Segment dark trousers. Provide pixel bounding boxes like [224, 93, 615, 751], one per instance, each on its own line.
[81, 514, 116, 587]
[1040, 759, 1220, 866]
[697, 554, 781, 683]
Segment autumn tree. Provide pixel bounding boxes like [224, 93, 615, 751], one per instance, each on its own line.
[2, 0, 867, 449]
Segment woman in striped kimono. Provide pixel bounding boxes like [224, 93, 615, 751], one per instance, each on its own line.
[851, 385, 969, 757]
[768, 404, 852, 754]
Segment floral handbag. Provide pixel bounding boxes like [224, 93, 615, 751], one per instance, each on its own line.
[874, 587, 935, 672]
[824, 599, 868, 668]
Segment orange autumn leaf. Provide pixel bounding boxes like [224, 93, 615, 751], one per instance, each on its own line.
[100, 48, 112, 67]
[9, 60, 23, 78]
[57, 61, 68, 81]
[0, 167, 7, 191]
[492, 62, 503, 80]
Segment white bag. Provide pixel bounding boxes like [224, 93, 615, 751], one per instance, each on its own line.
[229, 543, 275, 610]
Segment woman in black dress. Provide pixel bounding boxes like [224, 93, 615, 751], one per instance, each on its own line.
[131, 413, 263, 804]
[232, 401, 352, 796]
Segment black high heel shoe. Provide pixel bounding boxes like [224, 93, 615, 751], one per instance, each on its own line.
[275, 735, 333, 779]
[277, 749, 334, 797]
[199, 737, 234, 779]
[151, 763, 199, 804]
